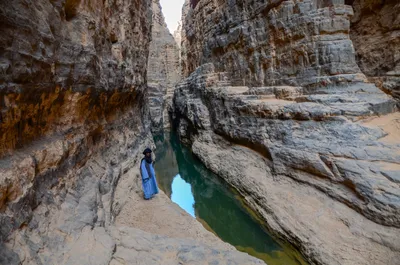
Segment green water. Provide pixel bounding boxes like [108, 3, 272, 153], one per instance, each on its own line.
[154, 132, 307, 265]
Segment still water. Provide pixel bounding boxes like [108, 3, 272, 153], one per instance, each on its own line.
[154, 132, 307, 265]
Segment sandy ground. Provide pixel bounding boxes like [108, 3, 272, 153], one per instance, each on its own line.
[361, 112, 400, 144]
[115, 186, 232, 250]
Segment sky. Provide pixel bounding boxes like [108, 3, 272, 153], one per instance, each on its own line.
[160, 0, 185, 33]
[171, 174, 195, 217]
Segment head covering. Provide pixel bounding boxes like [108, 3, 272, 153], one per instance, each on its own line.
[143, 148, 152, 155]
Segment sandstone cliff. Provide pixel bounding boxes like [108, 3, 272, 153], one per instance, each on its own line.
[0, 0, 152, 239]
[174, 21, 183, 48]
[174, 0, 400, 264]
[350, 0, 400, 100]
[0, 1, 262, 264]
[181, 0, 366, 86]
[147, 0, 181, 132]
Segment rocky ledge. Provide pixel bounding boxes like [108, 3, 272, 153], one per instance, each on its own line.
[0, 0, 263, 264]
[172, 63, 400, 265]
[0, 126, 263, 264]
[174, 0, 400, 263]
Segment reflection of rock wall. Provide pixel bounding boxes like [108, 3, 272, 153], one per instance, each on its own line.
[147, 0, 181, 132]
[175, 0, 400, 264]
[350, 0, 400, 100]
[154, 134, 179, 197]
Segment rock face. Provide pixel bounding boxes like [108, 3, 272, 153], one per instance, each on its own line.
[147, 0, 181, 133]
[173, 21, 183, 48]
[0, 0, 262, 264]
[174, 0, 400, 264]
[0, 0, 151, 261]
[0, 0, 152, 240]
[350, 0, 400, 101]
[181, 0, 366, 87]
[0, 0, 152, 157]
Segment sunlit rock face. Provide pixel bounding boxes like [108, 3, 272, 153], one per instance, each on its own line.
[173, 21, 183, 48]
[350, 0, 400, 101]
[147, 0, 181, 133]
[181, 0, 367, 87]
[174, 0, 400, 265]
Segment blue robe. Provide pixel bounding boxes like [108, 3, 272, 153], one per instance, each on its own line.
[140, 159, 159, 199]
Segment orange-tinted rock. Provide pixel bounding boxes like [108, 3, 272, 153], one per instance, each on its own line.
[0, 0, 152, 245]
[0, 0, 152, 156]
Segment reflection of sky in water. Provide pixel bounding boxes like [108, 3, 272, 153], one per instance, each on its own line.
[171, 174, 195, 217]
[155, 133, 308, 265]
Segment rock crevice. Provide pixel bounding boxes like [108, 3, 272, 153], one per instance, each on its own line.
[0, 0, 262, 264]
[147, 0, 181, 133]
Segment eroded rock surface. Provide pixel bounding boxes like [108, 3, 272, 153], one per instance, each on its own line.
[0, 0, 152, 157]
[350, 0, 400, 100]
[0, 0, 152, 241]
[147, 0, 181, 132]
[0, 0, 262, 264]
[181, 0, 366, 87]
[0, 130, 263, 264]
[173, 63, 400, 265]
[174, 0, 400, 264]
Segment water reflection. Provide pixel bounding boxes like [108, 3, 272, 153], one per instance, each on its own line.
[171, 174, 195, 217]
[154, 132, 307, 265]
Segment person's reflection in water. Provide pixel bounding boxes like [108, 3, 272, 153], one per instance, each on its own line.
[140, 148, 159, 200]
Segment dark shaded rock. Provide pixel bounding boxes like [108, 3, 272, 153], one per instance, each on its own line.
[350, 0, 400, 101]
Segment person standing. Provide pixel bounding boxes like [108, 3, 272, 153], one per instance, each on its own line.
[140, 148, 159, 200]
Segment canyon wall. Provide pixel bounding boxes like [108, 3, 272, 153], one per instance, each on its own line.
[0, 1, 262, 264]
[147, 0, 181, 133]
[0, 0, 153, 262]
[181, 0, 366, 87]
[0, 0, 153, 157]
[0, 0, 152, 237]
[174, 0, 400, 264]
[350, 0, 400, 100]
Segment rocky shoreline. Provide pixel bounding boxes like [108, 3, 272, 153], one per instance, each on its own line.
[171, 64, 400, 265]
[174, 65, 400, 265]
[172, 0, 400, 263]
[1, 0, 399, 264]
[0, 123, 263, 264]
[0, 0, 264, 264]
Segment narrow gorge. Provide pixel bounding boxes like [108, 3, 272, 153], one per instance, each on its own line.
[0, 0, 399, 265]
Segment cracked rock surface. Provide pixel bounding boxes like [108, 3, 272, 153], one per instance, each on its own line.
[173, 63, 400, 265]
[147, 0, 181, 133]
[0, 0, 263, 264]
[173, 0, 400, 264]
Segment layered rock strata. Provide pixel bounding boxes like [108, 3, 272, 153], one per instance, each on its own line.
[1, 127, 263, 264]
[0, 0, 152, 157]
[147, 0, 181, 132]
[350, 0, 400, 100]
[0, 0, 262, 264]
[174, 0, 400, 264]
[0, 0, 151, 240]
[181, 0, 366, 87]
